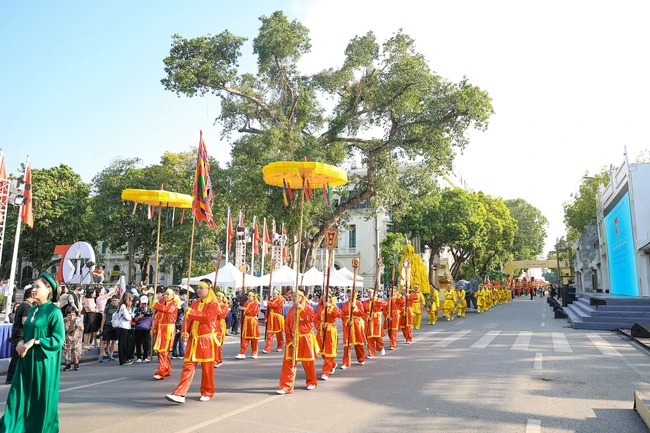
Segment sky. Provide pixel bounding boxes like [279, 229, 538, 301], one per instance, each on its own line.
[2, 0, 649, 257]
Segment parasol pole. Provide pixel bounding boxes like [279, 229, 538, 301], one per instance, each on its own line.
[240, 264, 248, 344]
[264, 259, 275, 342]
[292, 177, 306, 367]
[186, 212, 196, 291]
[154, 203, 162, 290]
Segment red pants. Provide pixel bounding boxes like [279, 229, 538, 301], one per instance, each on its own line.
[387, 329, 398, 349]
[321, 356, 337, 375]
[342, 344, 366, 367]
[367, 337, 385, 356]
[172, 361, 215, 397]
[401, 326, 412, 343]
[264, 332, 284, 352]
[215, 346, 222, 365]
[239, 338, 258, 356]
[278, 357, 317, 392]
[155, 351, 172, 377]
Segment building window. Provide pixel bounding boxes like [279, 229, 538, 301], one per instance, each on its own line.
[349, 225, 356, 249]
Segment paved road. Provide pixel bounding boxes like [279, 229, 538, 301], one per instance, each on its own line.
[1, 297, 649, 432]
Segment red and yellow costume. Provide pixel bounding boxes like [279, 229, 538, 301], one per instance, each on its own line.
[238, 293, 260, 357]
[341, 294, 368, 366]
[456, 288, 467, 317]
[214, 292, 229, 366]
[395, 291, 413, 343]
[409, 286, 426, 329]
[442, 288, 455, 321]
[171, 287, 220, 399]
[153, 290, 180, 379]
[425, 287, 440, 324]
[363, 290, 386, 357]
[383, 290, 400, 349]
[263, 292, 284, 353]
[315, 297, 342, 378]
[278, 297, 319, 393]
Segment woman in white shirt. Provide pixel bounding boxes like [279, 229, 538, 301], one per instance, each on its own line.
[115, 292, 134, 365]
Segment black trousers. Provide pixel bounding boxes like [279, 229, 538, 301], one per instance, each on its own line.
[117, 328, 134, 364]
[6, 343, 19, 383]
[134, 329, 151, 360]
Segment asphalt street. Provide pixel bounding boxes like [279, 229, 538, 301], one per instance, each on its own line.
[2, 296, 649, 433]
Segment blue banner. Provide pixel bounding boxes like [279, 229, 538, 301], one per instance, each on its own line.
[604, 192, 639, 296]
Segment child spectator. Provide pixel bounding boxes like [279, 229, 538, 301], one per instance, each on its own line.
[63, 305, 84, 371]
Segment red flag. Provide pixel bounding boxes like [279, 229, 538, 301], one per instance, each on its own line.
[262, 218, 271, 256]
[21, 157, 33, 228]
[180, 208, 185, 225]
[287, 181, 294, 200]
[192, 131, 216, 230]
[323, 183, 329, 205]
[252, 217, 260, 256]
[226, 207, 234, 251]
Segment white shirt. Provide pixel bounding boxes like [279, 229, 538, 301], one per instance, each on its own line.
[115, 304, 133, 329]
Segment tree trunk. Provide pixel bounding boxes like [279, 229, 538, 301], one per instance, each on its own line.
[128, 239, 136, 284]
[140, 257, 152, 286]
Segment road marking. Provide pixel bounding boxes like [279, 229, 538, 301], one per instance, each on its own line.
[542, 313, 546, 318]
[470, 330, 501, 348]
[526, 418, 541, 433]
[432, 330, 472, 347]
[59, 377, 128, 393]
[511, 331, 532, 350]
[551, 332, 573, 353]
[412, 329, 444, 344]
[587, 334, 622, 356]
[534, 353, 543, 370]
[453, 320, 466, 326]
[174, 395, 279, 433]
[540, 322, 545, 327]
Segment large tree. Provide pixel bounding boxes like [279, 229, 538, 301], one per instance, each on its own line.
[161, 11, 494, 268]
[563, 170, 607, 242]
[504, 198, 548, 261]
[1, 164, 94, 278]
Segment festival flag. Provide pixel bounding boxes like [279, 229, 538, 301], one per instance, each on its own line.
[21, 157, 33, 228]
[305, 178, 313, 202]
[282, 223, 287, 261]
[282, 179, 289, 206]
[252, 216, 260, 256]
[323, 183, 329, 205]
[192, 130, 216, 230]
[262, 217, 271, 256]
[180, 208, 185, 225]
[287, 181, 294, 200]
[327, 183, 332, 204]
[226, 207, 234, 251]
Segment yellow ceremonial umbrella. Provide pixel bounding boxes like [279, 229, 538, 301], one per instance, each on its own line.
[121, 189, 193, 290]
[262, 161, 347, 366]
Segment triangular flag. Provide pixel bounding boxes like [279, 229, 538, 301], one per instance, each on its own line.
[191, 130, 216, 230]
[287, 181, 294, 200]
[21, 157, 33, 228]
[226, 207, 234, 251]
[262, 218, 271, 256]
[252, 216, 260, 256]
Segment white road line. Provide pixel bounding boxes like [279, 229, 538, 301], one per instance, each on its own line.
[534, 353, 543, 370]
[540, 322, 545, 327]
[470, 330, 501, 349]
[174, 395, 280, 433]
[551, 332, 573, 353]
[587, 334, 622, 356]
[432, 330, 472, 347]
[453, 320, 466, 326]
[60, 377, 128, 393]
[542, 314, 546, 318]
[526, 418, 542, 433]
[511, 331, 532, 350]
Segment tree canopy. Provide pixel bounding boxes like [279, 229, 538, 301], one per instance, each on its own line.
[563, 170, 607, 242]
[504, 198, 548, 261]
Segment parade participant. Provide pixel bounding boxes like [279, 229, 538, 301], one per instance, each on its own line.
[62, 305, 84, 371]
[363, 288, 386, 357]
[456, 286, 467, 317]
[165, 279, 220, 404]
[425, 285, 440, 325]
[276, 290, 318, 394]
[315, 294, 342, 380]
[152, 288, 181, 380]
[442, 286, 455, 321]
[235, 291, 260, 359]
[262, 289, 284, 353]
[0, 274, 64, 433]
[476, 285, 485, 313]
[394, 287, 413, 343]
[214, 291, 229, 368]
[383, 288, 400, 350]
[341, 289, 368, 367]
[408, 284, 426, 330]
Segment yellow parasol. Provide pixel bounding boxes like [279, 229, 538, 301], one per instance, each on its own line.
[121, 189, 192, 290]
[262, 161, 347, 366]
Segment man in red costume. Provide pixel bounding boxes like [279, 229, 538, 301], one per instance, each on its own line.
[276, 290, 318, 394]
[262, 289, 284, 353]
[214, 291, 229, 368]
[364, 288, 386, 357]
[395, 287, 413, 344]
[383, 288, 400, 350]
[153, 288, 181, 380]
[165, 279, 219, 403]
[341, 289, 368, 368]
[235, 292, 260, 359]
[315, 294, 342, 381]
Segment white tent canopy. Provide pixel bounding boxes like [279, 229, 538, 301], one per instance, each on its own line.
[325, 266, 356, 288]
[260, 265, 300, 287]
[338, 266, 364, 283]
[301, 267, 324, 286]
[181, 262, 261, 288]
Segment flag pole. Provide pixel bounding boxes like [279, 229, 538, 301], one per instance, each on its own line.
[185, 212, 196, 290]
[153, 204, 162, 291]
[250, 215, 256, 292]
[225, 207, 230, 264]
[4, 204, 22, 323]
[259, 217, 266, 299]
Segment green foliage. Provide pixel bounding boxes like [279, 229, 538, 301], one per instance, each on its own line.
[160, 12, 494, 267]
[504, 198, 548, 261]
[563, 169, 607, 242]
[380, 232, 405, 285]
[1, 165, 93, 277]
